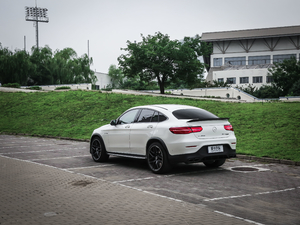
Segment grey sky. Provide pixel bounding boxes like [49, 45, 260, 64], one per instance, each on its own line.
[1, 0, 299, 73]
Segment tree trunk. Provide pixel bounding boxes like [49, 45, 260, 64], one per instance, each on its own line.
[156, 74, 165, 94]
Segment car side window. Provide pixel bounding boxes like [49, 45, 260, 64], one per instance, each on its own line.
[118, 109, 139, 124]
[137, 110, 167, 122]
[137, 109, 155, 123]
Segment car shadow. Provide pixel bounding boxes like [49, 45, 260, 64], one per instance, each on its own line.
[95, 156, 227, 176]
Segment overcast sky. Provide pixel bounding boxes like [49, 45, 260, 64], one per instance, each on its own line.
[1, 0, 300, 73]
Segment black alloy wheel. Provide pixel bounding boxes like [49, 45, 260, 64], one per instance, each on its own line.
[90, 136, 109, 162]
[147, 142, 170, 174]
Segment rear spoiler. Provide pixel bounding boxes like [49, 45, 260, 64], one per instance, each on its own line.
[187, 118, 229, 122]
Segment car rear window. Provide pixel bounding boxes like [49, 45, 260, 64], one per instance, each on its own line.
[172, 109, 218, 120]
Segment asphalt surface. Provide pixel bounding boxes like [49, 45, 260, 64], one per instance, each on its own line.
[0, 135, 300, 225]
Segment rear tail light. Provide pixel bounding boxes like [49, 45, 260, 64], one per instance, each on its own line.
[224, 125, 234, 131]
[169, 126, 203, 134]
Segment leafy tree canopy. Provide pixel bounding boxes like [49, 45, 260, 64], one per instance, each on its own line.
[108, 64, 124, 88]
[0, 43, 96, 86]
[268, 57, 300, 96]
[118, 32, 211, 94]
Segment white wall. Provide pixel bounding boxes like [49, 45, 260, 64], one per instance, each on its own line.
[145, 88, 300, 102]
[213, 68, 270, 88]
[94, 72, 111, 89]
[170, 87, 255, 102]
[37, 83, 92, 91]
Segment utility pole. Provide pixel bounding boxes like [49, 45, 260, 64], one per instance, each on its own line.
[24, 36, 26, 51]
[88, 40, 90, 59]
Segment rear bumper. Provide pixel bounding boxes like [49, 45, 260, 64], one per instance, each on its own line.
[168, 144, 236, 164]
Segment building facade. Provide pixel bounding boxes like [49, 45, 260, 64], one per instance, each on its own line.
[94, 72, 111, 90]
[202, 25, 300, 88]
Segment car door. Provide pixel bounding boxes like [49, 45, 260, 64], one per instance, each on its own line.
[130, 109, 158, 156]
[107, 109, 139, 154]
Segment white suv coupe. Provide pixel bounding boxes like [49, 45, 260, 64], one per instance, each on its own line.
[90, 104, 236, 173]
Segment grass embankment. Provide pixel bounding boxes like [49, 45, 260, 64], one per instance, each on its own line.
[0, 90, 299, 161]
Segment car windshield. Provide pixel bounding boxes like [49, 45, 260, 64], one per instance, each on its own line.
[172, 108, 219, 120]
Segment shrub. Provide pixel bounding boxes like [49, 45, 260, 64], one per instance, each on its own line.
[2, 83, 21, 88]
[55, 86, 71, 90]
[26, 86, 42, 90]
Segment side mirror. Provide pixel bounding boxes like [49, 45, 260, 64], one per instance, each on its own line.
[110, 120, 117, 126]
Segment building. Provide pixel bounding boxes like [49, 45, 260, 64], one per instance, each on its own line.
[94, 72, 111, 90]
[202, 25, 300, 88]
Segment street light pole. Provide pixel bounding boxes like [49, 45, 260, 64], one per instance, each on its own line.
[25, 5, 49, 49]
[35, 6, 39, 49]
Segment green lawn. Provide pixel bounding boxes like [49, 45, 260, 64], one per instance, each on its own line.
[0, 90, 299, 161]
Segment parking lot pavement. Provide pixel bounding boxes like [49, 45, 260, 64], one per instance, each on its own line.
[1, 135, 300, 225]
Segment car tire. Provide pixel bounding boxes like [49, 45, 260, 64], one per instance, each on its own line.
[147, 142, 171, 174]
[203, 159, 226, 168]
[90, 136, 109, 162]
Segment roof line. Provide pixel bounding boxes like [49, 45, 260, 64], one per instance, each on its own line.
[201, 25, 300, 42]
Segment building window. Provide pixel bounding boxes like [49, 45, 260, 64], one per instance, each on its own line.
[248, 55, 271, 65]
[227, 77, 236, 84]
[225, 57, 246, 66]
[213, 58, 222, 67]
[273, 54, 296, 63]
[218, 78, 224, 83]
[267, 76, 273, 83]
[253, 76, 263, 83]
[240, 77, 249, 84]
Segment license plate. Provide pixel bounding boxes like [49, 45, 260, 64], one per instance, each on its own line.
[208, 145, 224, 153]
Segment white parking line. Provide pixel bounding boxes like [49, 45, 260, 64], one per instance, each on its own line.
[112, 176, 155, 184]
[30, 155, 91, 161]
[117, 183, 183, 202]
[66, 164, 114, 170]
[1, 140, 40, 143]
[0, 144, 58, 149]
[0, 147, 87, 154]
[204, 187, 300, 202]
[214, 211, 265, 225]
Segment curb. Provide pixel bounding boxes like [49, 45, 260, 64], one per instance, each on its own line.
[1, 132, 299, 166]
[237, 154, 300, 166]
[0, 132, 90, 143]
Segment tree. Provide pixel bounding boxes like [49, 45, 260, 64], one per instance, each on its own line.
[118, 32, 211, 94]
[108, 64, 124, 88]
[0, 43, 33, 85]
[29, 46, 53, 85]
[29, 46, 96, 85]
[52, 48, 78, 84]
[288, 79, 300, 96]
[268, 57, 300, 96]
[0, 43, 96, 87]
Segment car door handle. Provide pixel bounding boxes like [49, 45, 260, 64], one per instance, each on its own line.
[125, 125, 130, 128]
[147, 125, 153, 129]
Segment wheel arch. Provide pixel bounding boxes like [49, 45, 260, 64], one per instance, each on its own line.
[90, 134, 106, 154]
[146, 137, 170, 157]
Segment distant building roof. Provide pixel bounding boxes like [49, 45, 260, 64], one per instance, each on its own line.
[201, 25, 300, 42]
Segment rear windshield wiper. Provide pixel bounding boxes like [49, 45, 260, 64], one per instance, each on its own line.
[187, 118, 229, 122]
